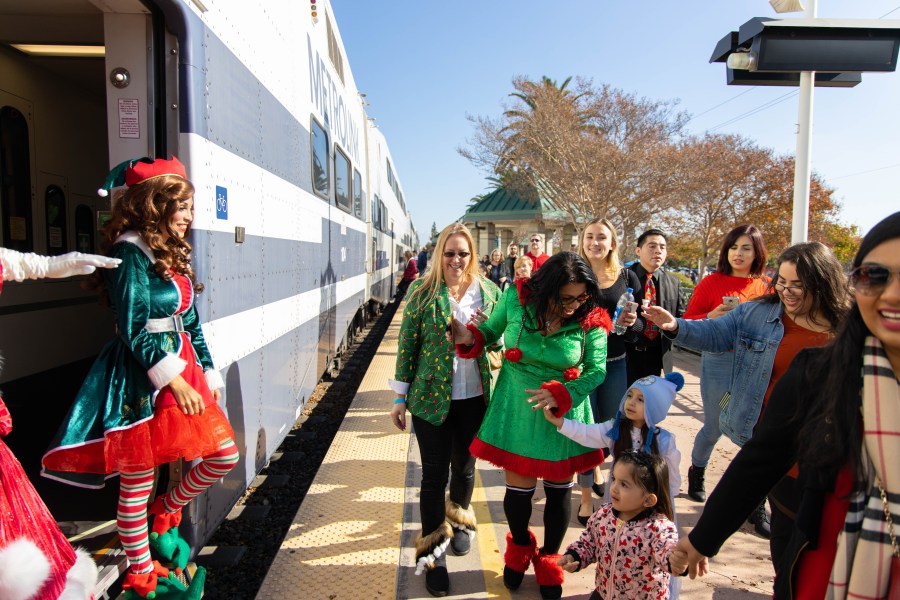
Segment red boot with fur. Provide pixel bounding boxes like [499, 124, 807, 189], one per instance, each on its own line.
[533, 549, 565, 599]
[502, 530, 537, 590]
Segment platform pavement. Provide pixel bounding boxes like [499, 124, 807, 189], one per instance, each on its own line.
[256, 302, 775, 599]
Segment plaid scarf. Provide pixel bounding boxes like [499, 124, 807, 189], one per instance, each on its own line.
[828, 336, 900, 599]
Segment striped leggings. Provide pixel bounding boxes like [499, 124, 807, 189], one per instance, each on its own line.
[117, 440, 240, 573]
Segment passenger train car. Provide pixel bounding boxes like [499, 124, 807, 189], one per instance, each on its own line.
[0, 0, 416, 549]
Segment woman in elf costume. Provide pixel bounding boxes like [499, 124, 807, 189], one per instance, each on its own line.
[450, 251, 610, 600]
[42, 157, 238, 599]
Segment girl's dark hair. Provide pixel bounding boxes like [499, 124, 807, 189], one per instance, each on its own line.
[797, 211, 900, 486]
[612, 420, 659, 462]
[523, 252, 601, 331]
[756, 241, 850, 330]
[614, 450, 674, 521]
[716, 224, 767, 277]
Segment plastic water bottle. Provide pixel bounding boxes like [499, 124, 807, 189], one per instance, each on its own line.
[612, 287, 635, 335]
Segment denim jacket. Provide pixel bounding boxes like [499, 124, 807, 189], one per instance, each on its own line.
[668, 300, 784, 446]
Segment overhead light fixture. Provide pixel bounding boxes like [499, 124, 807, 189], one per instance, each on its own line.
[10, 44, 105, 58]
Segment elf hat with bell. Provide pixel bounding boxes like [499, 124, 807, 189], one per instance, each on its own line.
[96, 156, 187, 197]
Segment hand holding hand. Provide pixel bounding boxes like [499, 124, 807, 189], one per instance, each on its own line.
[674, 536, 709, 579]
[447, 315, 474, 346]
[526, 388, 558, 413]
[557, 554, 579, 573]
[169, 375, 205, 415]
[669, 548, 689, 575]
[390, 400, 407, 431]
[542, 404, 563, 427]
[643, 306, 677, 331]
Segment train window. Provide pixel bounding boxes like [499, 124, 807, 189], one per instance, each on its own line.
[353, 169, 364, 220]
[310, 117, 329, 200]
[381, 201, 388, 233]
[372, 194, 380, 230]
[334, 146, 351, 213]
[44, 185, 68, 255]
[0, 106, 34, 251]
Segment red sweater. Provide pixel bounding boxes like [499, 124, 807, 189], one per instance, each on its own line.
[683, 273, 770, 320]
[525, 251, 550, 271]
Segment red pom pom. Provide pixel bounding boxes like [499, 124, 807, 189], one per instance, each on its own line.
[505, 347, 523, 362]
[563, 367, 581, 381]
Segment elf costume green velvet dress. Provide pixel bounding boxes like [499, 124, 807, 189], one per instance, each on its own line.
[42, 231, 234, 488]
[461, 280, 610, 480]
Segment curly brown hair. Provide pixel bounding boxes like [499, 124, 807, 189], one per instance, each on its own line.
[89, 174, 203, 299]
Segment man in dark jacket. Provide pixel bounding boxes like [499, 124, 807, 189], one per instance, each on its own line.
[416, 246, 428, 277]
[625, 228, 684, 384]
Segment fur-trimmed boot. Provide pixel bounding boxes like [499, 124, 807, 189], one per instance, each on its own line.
[414, 522, 453, 597]
[502, 530, 537, 590]
[444, 498, 476, 556]
[533, 548, 565, 600]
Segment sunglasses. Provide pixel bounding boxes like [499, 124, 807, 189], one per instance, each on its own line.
[850, 264, 900, 296]
[530, 238, 541, 243]
[442, 251, 471, 259]
[560, 292, 590, 306]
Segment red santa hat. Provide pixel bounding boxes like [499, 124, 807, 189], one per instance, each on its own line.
[97, 156, 187, 197]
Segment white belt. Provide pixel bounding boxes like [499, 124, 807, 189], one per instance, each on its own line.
[145, 315, 185, 333]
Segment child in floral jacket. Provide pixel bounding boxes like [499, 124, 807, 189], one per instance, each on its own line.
[560, 451, 686, 599]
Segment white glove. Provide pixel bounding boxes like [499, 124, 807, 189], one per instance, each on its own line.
[0, 248, 121, 281]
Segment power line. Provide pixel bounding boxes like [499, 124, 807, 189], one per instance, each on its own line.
[686, 88, 757, 123]
[830, 162, 900, 180]
[879, 6, 900, 18]
[708, 90, 799, 132]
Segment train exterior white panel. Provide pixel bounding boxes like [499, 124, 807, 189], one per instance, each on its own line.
[0, 0, 416, 550]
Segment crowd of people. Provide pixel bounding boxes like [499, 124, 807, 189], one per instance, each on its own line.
[391, 213, 900, 599]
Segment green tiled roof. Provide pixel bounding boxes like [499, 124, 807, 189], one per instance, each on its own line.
[462, 186, 567, 222]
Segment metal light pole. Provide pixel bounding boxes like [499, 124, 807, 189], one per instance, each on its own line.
[791, 0, 818, 244]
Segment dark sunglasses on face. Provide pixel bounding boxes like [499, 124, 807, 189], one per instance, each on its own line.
[560, 292, 590, 306]
[531, 238, 541, 243]
[443, 251, 471, 259]
[850, 264, 900, 295]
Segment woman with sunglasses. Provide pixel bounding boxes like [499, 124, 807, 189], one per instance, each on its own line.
[672, 211, 900, 598]
[389, 223, 501, 597]
[450, 251, 610, 600]
[644, 241, 850, 569]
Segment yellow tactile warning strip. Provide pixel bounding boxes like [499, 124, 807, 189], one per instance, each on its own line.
[255, 306, 409, 599]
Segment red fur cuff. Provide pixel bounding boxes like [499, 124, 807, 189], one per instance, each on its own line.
[456, 323, 485, 359]
[581, 307, 613, 332]
[541, 380, 573, 416]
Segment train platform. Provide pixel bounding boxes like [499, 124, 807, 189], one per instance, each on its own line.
[256, 303, 775, 599]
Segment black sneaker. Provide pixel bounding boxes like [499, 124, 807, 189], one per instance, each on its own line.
[747, 501, 771, 539]
[425, 555, 449, 597]
[450, 527, 471, 556]
[687, 465, 706, 502]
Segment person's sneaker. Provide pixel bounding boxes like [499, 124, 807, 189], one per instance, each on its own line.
[450, 527, 471, 556]
[687, 465, 706, 502]
[747, 501, 771, 538]
[425, 555, 449, 597]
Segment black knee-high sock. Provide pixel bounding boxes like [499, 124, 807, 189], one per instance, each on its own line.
[504, 484, 535, 546]
[542, 480, 574, 554]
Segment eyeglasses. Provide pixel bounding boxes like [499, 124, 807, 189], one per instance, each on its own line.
[560, 293, 590, 306]
[530, 238, 541, 243]
[850, 264, 900, 296]
[774, 282, 804, 296]
[442, 251, 471, 259]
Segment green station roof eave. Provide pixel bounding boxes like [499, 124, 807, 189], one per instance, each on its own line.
[461, 185, 567, 223]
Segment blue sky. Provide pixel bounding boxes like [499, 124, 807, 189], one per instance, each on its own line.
[331, 0, 900, 243]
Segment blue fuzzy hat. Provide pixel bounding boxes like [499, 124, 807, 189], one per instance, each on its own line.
[608, 372, 685, 452]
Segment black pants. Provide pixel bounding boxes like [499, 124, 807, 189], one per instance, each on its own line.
[412, 395, 486, 535]
[626, 345, 663, 385]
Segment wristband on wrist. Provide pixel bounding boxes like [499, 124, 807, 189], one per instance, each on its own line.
[394, 397, 406, 404]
